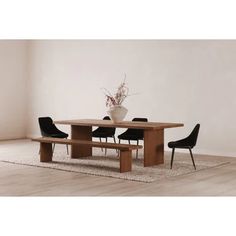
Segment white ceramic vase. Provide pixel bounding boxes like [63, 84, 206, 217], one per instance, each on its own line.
[107, 105, 128, 123]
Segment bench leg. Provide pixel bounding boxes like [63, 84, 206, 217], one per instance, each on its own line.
[119, 150, 132, 173]
[40, 143, 53, 162]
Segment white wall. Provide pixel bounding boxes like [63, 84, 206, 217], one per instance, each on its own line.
[26, 40, 236, 157]
[0, 40, 28, 140]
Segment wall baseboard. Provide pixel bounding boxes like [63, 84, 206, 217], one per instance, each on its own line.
[0, 136, 27, 141]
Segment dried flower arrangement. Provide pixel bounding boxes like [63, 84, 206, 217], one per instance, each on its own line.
[102, 75, 129, 108]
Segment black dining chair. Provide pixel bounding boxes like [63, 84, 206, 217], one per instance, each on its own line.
[118, 117, 148, 159]
[38, 117, 69, 154]
[168, 124, 200, 170]
[92, 116, 116, 155]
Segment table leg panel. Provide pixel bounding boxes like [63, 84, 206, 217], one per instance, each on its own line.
[144, 129, 164, 167]
[71, 125, 92, 158]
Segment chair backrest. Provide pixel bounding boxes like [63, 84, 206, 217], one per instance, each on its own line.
[186, 124, 200, 147]
[127, 117, 148, 138]
[132, 118, 148, 122]
[103, 116, 111, 121]
[38, 117, 59, 136]
[98, 116, 116, 135]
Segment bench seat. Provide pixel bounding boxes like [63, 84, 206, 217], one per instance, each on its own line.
[32, 137, 142, 173]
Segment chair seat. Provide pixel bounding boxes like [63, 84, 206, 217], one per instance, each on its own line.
[118, 133, 143, 141]
[168, 136, 195, 149]
[92, 116, 115, 139]
[92, 130, 114, 138]
[168, 141, 192, 149]
[50, 133, 68, 139]
[118, 118, 147, 141]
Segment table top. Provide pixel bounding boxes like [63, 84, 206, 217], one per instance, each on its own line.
[54, 119, 184, 130]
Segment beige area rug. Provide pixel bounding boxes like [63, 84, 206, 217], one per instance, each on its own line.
[0, 140, 230, 183]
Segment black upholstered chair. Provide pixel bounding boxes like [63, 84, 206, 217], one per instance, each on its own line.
[168, 124, 200, 170]
[38, 117, 69, 154]
[92, 116, 116, 155]
[118, 118, 148, 159]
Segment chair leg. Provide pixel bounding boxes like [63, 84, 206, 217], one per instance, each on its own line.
[113, 136, 118, 153]
[105, 137, 108, 155]
[52, 143, 55, 153]
[128, 140, 130, 145]
[99, 137, 103, 152]
[170, 148, 175, 169]
[66, 144, 69, 155]
[189, 148, 196, 170]
[136, 140, 139, 159]
[117, 139, 121, 157]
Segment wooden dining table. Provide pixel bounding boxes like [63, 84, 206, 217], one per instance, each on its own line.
[54, 119, 184, 167]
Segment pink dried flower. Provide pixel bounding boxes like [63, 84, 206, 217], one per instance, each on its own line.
[102, 75, 129, 107]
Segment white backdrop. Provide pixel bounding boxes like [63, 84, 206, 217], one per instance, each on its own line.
[8, 40, 236, 157]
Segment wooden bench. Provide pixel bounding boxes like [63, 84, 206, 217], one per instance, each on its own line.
[32, 137, 142, 173]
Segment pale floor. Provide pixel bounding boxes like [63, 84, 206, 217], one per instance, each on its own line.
[0, 139, 236, 196]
